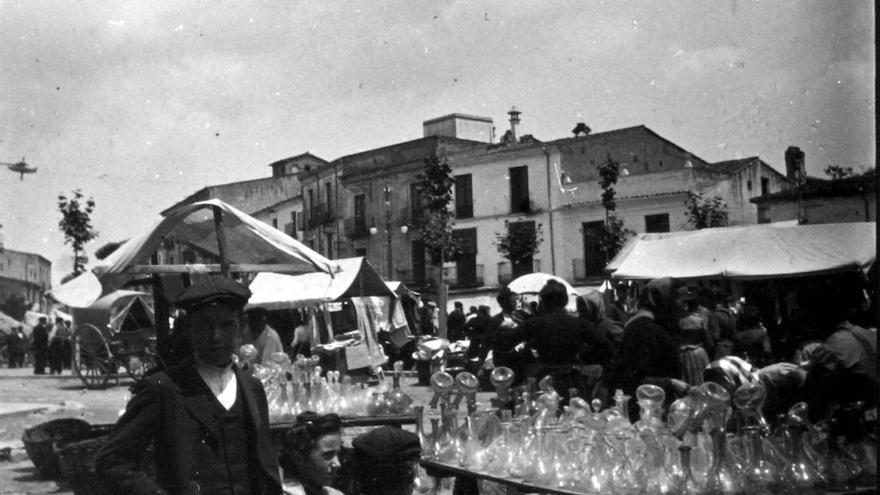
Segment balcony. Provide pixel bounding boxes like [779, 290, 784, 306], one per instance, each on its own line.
[430, 264, 484, 289]
[315, 203, 336, 225]
[344, 217, 371, 238]
[497, 259, 541, 285]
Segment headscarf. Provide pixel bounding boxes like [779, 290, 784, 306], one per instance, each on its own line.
[703, 356, 760, 397]
[637, 277, 682, 321]
[576, 291, 605, 325]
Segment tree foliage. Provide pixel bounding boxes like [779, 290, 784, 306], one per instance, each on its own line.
[58, 189, 98, 275]
[823, 165, 855, 180]
[495, 220, 544, 264]
[595, 153, 631, 261]
[684, 191, 728, 229]
[415, 156, 458, 265]
[597, 153, 620, 212]
[1, 295, 29, 321]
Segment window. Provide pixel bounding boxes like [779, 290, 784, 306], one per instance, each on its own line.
[455, 173, 473, 218]
[507, 221, 535, 279]
[324, 182, 333, 217]
[645, 213, 670, 233]
[452, 228, 478, 287]
[272, 218, 278, 228]
[326, 233, 334, 258]
[410, 183, 424, 222]
[582, 221, 606, 277]
[747, 180, 753, 192]
[290, 211, 297, 233]
[509, 166, 530, 213]
[354, 194, 366, 234]
[307, 189, 315, 226]
[355, 247, 367, 257]
[760, 177, 770, 196]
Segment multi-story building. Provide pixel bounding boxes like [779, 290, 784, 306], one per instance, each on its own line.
[0, 248, 52, 314]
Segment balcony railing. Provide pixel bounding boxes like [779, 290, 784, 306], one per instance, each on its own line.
[344, 217, 370, 238]
[497, 259, 541, 285]
[421, 264, 484, 289]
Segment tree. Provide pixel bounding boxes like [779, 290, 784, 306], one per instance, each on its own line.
[495, 220, 544, 264]
[58, 189, 98, 276]
[684, 191, 728, 229]
[1, 295, 29, 322]
[824, 165, 855, 180]
[415, 156, 457, 338]
[596, 153, 632, 262]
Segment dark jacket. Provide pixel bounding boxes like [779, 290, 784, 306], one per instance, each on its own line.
[518, 308, 610, 366]
[96, 359, 282, 495]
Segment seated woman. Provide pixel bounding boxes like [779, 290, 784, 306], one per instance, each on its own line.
[351, 426, 422, 495]
[281, 412, 345, 495]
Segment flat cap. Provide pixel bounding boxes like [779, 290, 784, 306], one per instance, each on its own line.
[175, 278, 251, 310]
[352, 426, 421, 462]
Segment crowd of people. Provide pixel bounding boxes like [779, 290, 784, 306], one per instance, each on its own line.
[446, 275, 877, 425]
[1, 315, 72, 374]
[95, 278, 426, 495]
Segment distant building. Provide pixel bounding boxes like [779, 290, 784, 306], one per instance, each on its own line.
[0, 248, 51, 314]
[751, 171, 876, 224]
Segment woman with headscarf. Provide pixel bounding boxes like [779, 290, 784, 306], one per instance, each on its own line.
[576, 291, 625, 353]
[281, 412, 345, 495]
[606, 277, 689, 421]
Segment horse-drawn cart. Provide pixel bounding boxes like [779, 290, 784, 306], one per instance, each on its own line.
[71, 290, 156, 389]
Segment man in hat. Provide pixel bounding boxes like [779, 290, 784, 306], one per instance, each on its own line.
[96, 278, 282, 495]
[351, 426, 422, 495]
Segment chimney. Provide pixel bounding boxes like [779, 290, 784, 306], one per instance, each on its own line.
[507, 106, 521, 142]
[572, 122, 591, 137]
[784, 146, 805, 182]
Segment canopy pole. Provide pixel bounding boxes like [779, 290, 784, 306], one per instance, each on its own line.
[212, 206, 230, 278]
[150, 253, 170, 365]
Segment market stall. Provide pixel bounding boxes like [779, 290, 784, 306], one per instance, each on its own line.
[248, 256, 400, 371]
[607, 221, 875, 280]
[47, 198, 339, 367]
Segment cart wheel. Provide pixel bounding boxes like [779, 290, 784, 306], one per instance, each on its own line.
[125, 353, 155, 382]
[72, 324, 112, 389]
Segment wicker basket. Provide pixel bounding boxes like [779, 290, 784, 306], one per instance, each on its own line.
[57, 425, 154, 495]
[21, 418, 91, 479]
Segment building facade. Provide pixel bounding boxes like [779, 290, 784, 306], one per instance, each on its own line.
[0, 248, 52, 314]
[752, 172, 875, 225]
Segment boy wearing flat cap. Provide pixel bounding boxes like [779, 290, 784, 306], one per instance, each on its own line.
[97, 278, 283, 495]
[351, 426, 422, 495]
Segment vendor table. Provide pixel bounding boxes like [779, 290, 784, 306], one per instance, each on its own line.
[270, 413, 416, 430]
[420, 459, 878, 495]
[420, 459, 587, 495]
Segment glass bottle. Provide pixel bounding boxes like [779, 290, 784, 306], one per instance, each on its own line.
[739, 426, 782, 495]
[700, 382, 745, 495]
[780, 424, 825, 495]
[428, 418, 441, 461]
[387, 360, 414, 414]
[733, 381, 769, 431]
[414, 406, 434, 460]
[435, 409, 458, 463]
[676, 445, 701, 495]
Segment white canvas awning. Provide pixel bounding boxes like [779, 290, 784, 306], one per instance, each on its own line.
[48, 199, 338, 308]
[608, 222, 876, 280]
[247, 257, 393, 310]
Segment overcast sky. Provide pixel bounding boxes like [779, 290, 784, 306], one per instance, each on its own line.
[0, 0, 874, 284]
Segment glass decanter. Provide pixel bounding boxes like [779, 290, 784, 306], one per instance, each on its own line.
[435, 409, 459, 463]
[507, 421, 538, 480]
[429, 370, 455, 410]
[779, 422, 825, 495]
[677, 445, 702, 495]
[634, 384, 666, 433]
[387, 360, 414, 414]
[739, 426, 782, 495]
[414, 406, 435, 460]
[700, 382, 746, 495]
[733, 381, 769, 431]
[489, 366, 515, 410]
